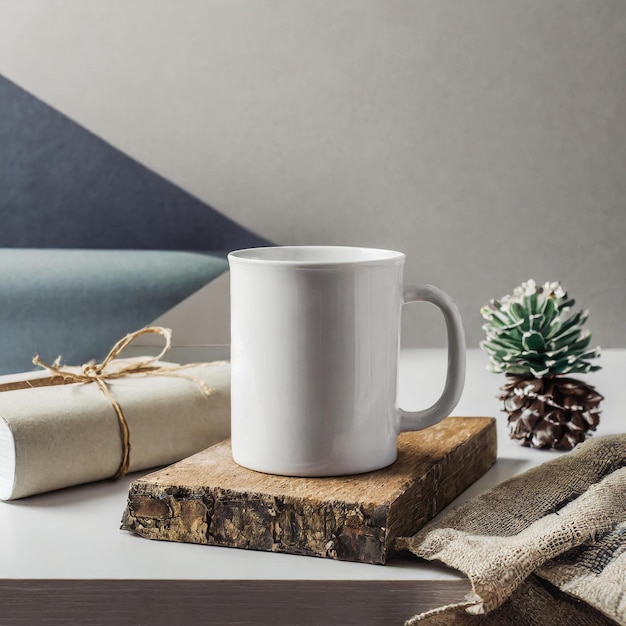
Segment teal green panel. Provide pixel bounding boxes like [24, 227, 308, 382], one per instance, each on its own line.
[0, 249, 228, 374]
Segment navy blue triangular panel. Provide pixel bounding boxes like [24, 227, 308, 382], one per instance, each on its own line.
[0, 74, 272, 374]
[0, 74, 270, 253]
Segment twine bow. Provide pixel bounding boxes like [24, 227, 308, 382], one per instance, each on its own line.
[32, 327, 214, 479]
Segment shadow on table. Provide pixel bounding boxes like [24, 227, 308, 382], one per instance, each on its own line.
[1, 468, 155, 509]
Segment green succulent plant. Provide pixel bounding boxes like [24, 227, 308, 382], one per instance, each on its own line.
[480, 279, 601, 378]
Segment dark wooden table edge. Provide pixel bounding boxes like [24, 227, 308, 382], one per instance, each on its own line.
[0, 578, 472, 625]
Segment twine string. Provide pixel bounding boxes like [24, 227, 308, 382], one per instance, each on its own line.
[32, 326, 215, 479]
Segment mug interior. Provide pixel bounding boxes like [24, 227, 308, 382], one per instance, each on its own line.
[229, 246, 404, 266]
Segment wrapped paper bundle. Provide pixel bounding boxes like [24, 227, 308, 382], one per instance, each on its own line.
[0, 328, 230, 500]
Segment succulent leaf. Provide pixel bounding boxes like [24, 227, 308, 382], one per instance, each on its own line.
[481, 280, 601, 378]
[522, 331, 546, 352]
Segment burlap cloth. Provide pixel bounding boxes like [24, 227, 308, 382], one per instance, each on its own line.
[396, 435, 626, 626]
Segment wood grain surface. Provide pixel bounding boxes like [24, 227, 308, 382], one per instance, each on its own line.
[122, 417, 496, 564]
[0, 579, 472, 625]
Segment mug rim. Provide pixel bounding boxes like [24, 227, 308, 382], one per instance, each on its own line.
[228, 245, 405, 268]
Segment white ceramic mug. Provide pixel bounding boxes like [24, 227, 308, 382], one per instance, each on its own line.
[228, 246, 466, 476]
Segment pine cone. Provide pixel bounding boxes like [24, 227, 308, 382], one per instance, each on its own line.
[499, 376, 603, 450]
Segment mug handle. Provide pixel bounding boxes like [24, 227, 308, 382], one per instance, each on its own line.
[398, 285, 466, 432]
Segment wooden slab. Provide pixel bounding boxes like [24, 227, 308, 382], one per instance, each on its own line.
[121, 416, 496, 565]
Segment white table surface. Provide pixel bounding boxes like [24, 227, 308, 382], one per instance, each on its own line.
[0, 348, 622, 582]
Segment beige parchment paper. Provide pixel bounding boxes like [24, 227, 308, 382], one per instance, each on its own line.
[0, 361, 230, 500]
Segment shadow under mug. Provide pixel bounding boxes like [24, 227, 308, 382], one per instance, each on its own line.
[228, 246, 466, 477]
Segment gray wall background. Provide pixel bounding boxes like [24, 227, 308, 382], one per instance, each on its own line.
[1, 0, 624, 347]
